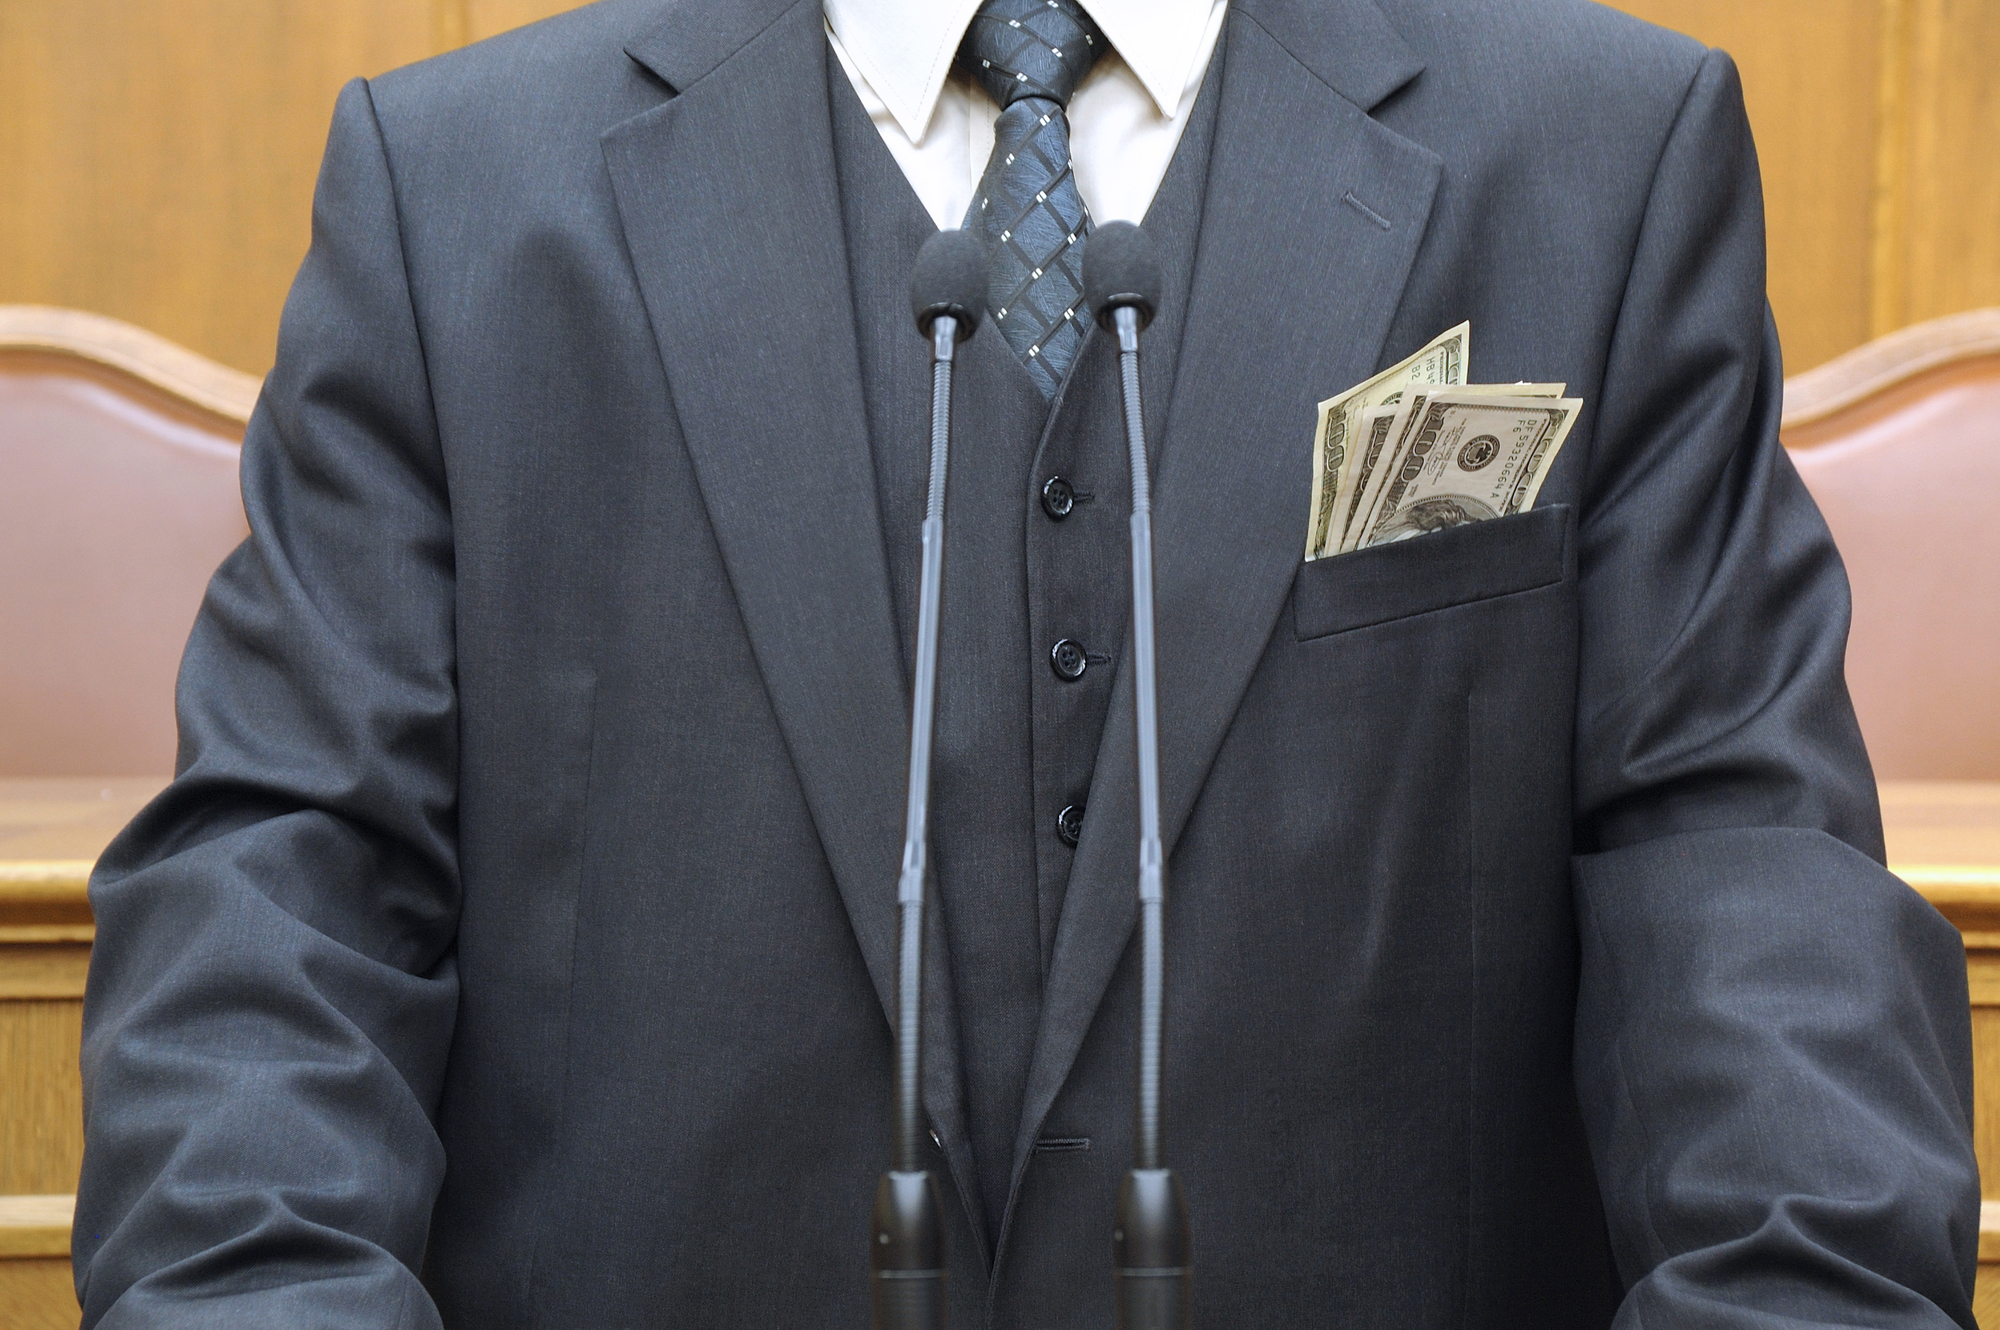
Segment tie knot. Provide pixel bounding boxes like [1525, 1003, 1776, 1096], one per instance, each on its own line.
[960, 0, 1107, 110]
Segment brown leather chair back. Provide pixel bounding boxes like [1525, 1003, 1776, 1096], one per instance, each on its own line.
[1784, 309, 2000, 780]
[5, 301, 1995, 780]
[0, 307, 255, 776]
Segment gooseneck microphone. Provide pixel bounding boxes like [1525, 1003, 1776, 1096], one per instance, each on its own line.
[1084, 222, 1192, 1330]
[872, 228, 986, 1330]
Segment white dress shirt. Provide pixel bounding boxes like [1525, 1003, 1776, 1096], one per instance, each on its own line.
[824, 0, 1229, 230]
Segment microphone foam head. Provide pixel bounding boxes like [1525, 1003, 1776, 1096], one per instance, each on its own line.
[910, 229, 987, 341]
[1083, 221, 1163, 332]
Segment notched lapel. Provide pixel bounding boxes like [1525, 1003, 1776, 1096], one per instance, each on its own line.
[601, 0, 981, 1218]
[1002, 0, 1445, 1222]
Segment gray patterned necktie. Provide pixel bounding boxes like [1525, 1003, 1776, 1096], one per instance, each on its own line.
[960, 0, 1107, 397]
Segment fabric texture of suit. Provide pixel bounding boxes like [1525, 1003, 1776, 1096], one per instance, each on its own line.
[75, 0, 1978, 1326]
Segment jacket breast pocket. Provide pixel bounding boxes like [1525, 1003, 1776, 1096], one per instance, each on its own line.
[1291, 503, 1573, 641]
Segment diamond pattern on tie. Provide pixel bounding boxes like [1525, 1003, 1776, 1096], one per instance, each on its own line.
[960, 0, 1106, 397]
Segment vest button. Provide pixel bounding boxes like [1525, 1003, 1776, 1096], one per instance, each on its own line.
[1056, 804, 1085, 846]
[1050, 638, 1088, 680]
[1041, 475, 1076, 520]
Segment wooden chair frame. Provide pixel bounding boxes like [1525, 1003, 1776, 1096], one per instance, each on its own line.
[0, 306, 259, 427]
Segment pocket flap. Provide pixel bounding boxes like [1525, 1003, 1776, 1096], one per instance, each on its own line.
[1292, 504, 1573, 640]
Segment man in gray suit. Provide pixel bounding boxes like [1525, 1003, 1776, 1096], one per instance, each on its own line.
[73, 0, 1980, 1325]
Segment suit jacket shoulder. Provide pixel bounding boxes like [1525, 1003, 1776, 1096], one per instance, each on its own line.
[1368, 0, 1717, 161]
[1380, 0, 1710, 97]
[363, 0, 673, 175]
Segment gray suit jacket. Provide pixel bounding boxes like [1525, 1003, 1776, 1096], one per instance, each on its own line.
[74, 0, 1979, 1325]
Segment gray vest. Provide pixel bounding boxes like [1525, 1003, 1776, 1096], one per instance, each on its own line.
[827, 44, 1222, 1240]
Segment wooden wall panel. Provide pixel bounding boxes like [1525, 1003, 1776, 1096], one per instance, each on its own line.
[0, 1, 435, 376]
[0, 999, 84, 1196]
[0, 1259, 81, 1330]
[1607, 0, 2000, 372]
[467, 0, 590, 43]
[1606, 1, 1882, 375]
[1881, 0, 2000, 334]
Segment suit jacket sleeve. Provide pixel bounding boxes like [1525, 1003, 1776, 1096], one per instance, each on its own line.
[74, 78, 457, 1330]
[1570, 48, 1979, 1328]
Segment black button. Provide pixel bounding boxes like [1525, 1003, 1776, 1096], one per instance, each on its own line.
[1056, 804, 1085, 846]
[1041, 475, 1076, 520]
[1050, 639, 1088, 680]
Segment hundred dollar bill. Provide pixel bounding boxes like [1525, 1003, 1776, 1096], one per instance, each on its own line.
[1339, 383, 1566, 554]
[1333, 405, 1405, 554]
[1303, 321, 1469, 561]
[1349, 392, 1581, 550]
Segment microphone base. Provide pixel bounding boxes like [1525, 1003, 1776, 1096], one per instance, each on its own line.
[873, 1271, 946, 1330]
[1116, 1271, 1193, 1330]
[872, 1170, 947, 1330]
[1114, 1168, 1192, 1330]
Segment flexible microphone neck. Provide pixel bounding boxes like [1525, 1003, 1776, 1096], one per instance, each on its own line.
[873, 228, 985, 1330]
[1111, 298, 1166, 1177]
[1086, 222, 1191, 1330]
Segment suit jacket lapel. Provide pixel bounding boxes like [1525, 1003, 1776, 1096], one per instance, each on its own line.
[1003, 0, 1444, 1218]
[602, 0, 981, 1227]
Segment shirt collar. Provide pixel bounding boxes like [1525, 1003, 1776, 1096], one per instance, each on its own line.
[823, 0, 1222, 141]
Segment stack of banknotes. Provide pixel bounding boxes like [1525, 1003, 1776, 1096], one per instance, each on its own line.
[1304, 322, 1581, 560]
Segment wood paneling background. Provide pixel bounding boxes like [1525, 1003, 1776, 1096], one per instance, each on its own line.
[1874, 0, 2000, 340]
[1611, 0, 1884, 372]
[1613, 0, 2000, 374]
[0, 997, 84, 1197]
[0, 2, 434, 377]
[2, 0, 1996, 376]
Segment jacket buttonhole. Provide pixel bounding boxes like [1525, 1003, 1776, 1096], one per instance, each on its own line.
[1342, 190, 1392, 231]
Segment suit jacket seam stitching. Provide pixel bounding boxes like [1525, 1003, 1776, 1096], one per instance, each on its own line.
[1231, 6, 1404, 113]
[1574, 47, 1742, 753]
[523, 675, 601, 1315]
[636, 0, 818, 97]
[357, 77, 450, 497]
